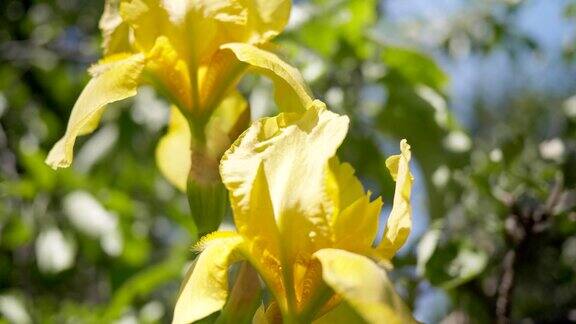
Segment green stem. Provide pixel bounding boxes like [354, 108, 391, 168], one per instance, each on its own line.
[298, 281, 334, 323]
[280, 257, 299, 323]
[189, 62, 201, 114]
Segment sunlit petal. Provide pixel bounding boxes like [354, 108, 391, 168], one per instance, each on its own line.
[326, 158, 382, 255]
[222, 43, 313, 113]
[46, 53, 145, 169]
[119, 0, 171, 52]
[314, 248, 416, 324]
[241, 0, 292, 43]
[172, 232, 244, 324]
[99, 0, 130, 55]
[376, 140, 413, 259]
[145, 37, 193, 111]
[220, 103, 349, 262]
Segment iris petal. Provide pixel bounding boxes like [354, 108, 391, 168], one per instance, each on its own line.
[314, 248, 416, 324]
[376, 139, 413, 260]
[172, 232, 244, 324]
[46, 53, 145, 169]
[220, 103, 349, 263]
[222, 43, 313, 113]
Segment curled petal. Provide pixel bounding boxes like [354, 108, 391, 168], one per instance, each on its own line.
[173, 232, 244, 324]
[314, 248, 416, 324]
[222, 43, 313, 113]
[376, 140, 413, 260]
[46, 53, 145, 169]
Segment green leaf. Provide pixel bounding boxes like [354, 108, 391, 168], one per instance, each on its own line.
[19, 150, 56, 191]
[104, 247, 188, 321]
[293, 0, 377, 58]
[1, 216, 33, 249]
[382, 47, 448, 91]
[419, 235, 488, 289]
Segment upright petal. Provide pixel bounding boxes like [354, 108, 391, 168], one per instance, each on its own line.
[376, 140, 413, 260]
[46, 53, 145, 169]
[239, 0, 292, 43]
[99, 0, 130, 55]
[173, 232, 244, 324]
[119, 0, 171, 52]
[314, 249, 416, 324]
[172, 0, 291, 64]
[199, 50, 247, 115]
[165, 1, 247, 67]
[220, 103, 349, 262]
[326, 158, 382, 255]
[222, 43, 313, 113]
[145, 36, 193, 111]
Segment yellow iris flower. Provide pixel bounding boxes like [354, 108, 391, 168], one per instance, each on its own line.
[45, 0, 313, 191]
[173, 102, 416, 323]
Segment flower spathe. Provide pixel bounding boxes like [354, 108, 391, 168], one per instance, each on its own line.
[173, 102, 415, 323]
[46, 0, 313, 191]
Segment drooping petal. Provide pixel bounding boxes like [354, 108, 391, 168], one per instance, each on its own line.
[376, 140, 413, 260]
[46, 53, 146, 169]
[155, 106, 191, 192]
[220, 103, 349, 262]
[99, 0, 130, 55]
[222, 43, 313, 113]
[314, 249, 416, 324]
[173, 232, 244, 324]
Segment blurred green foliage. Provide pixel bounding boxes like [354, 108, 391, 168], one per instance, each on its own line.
[1, 0, 575, 323]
